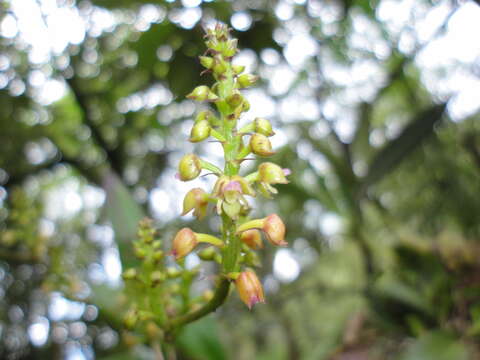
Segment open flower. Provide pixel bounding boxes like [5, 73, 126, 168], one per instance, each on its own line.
[212, 175, 255, 219]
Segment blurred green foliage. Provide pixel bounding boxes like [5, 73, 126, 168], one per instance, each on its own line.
[1, 0, 480, 359]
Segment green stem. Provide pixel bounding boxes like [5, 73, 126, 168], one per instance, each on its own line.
[167, 278, 230, 328]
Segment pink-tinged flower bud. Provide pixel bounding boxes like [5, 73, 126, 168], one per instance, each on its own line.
[250, 134, 275, 157]
[254, 117, 275, 137]
[235, 270, 265, 309]
[237, 74, 259, 88]
[236, 214, 287, 247]
[182, 188, 209, 219]
[258, 162, 289, 184]
[199, 56, 214, 69]
[263, 214, 287, 246]
[178, 154, 202, 181]
[240, 229, 263, 250]
[189, 120, 211, 142]
[172, 228, 197, 260]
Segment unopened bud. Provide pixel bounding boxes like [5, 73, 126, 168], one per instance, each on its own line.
[171, 228, 197, 260]
[233, 64, 245, 74]
[189, 120, 211, 142]
[153, 251, 164, 263]
[182, 188, 209, 220]
[254, 117, 275, 137]
[178, 154, 202, 181]
[199, 56, 214, 69]
[237, 74, 259, 88]
[186, 85, 210, 101]
[122, 268, 137, 281]
[124, 308, 138, 329]
[250, 133, 275, 157]
[258, 162, 289, 185]
[235, 269, 265, 309]
[198, 246, 217, 261]
[240, 229, 263, 250]
[150, 271, 166, 285]
[202, 289, 214, 302]
[263, 214, 287, 246]
[134, 247, 147, 260]
[166, 267, 181, 278]
[236, 213, 287, 247]
[222, 39, 238, 57]
[226, 92, 244, 108]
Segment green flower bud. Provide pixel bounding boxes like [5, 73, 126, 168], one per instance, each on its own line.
[186, 86, 219, 102]
[134, 247, 147, 260]
[258, 162, 289, 184]
[178, 154, 202, 181]
[122, 268, 138, 280]
[166, 267, 181, 278]
[233, 64, 245, 74]
[202, 289, 214, 302]
[199, 56, 214, 69]
[150, 271, 166, 286]
[186, 85, 210, 101]
[198, 247, 216, 261]
[212, 56, 228, 75]
[124, 308, 138, 329]
[250, 133, 275, 157]
[189, 120, 211, 142]
[226, 92, 244, 108]
[182, 188, 209, 220]
[152, 250, 164, 263]
[222, 39, 238, 57]
[254, 117, 275, 137]
[237, 74, 259, 88]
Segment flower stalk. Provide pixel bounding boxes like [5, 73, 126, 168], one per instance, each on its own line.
[122, 23, 291, 352]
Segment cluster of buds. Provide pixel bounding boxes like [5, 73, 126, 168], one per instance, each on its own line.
[172, 23, 290, 310]
[122, 219, 214, 335]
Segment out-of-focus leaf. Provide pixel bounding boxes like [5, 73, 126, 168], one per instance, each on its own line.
[360, 103, 446, 193]
[102, 171, 144, 266]
[176, 316, 226, 360]
[398, 331, 469, 360]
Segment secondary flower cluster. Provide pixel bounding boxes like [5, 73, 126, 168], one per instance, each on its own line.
[171, 23, 290, 309]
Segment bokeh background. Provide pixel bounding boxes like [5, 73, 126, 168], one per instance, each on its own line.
[1, 0, 480, 359]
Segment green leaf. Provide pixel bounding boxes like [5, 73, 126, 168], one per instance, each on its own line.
[360, 103, 446, 193]
[176, 316, 226, 360]
[102, 170, 145, 266]
[398, 331, 469, 360]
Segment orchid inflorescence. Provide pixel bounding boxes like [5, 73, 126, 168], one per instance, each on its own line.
[122, 23, 289, 340]
[174, 22, 289, 309]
